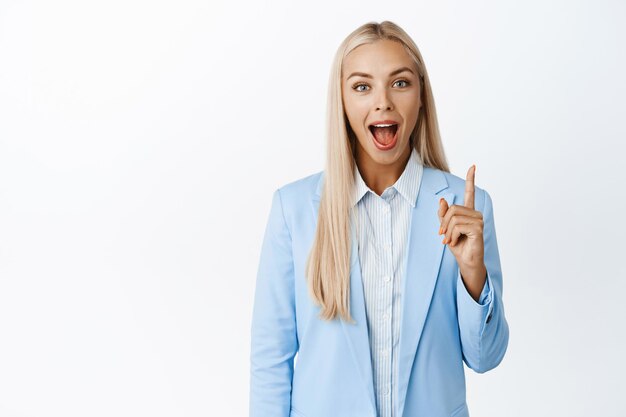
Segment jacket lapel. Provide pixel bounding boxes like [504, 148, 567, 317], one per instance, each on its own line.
[310, 167, 454, 417]
[396, 167, 454, 417]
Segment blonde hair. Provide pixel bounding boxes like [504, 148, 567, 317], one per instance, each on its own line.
[305, 21, 450, 323]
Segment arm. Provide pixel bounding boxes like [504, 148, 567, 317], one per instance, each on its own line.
[249, 189, 298, 417]
[456, 189, 509, 373]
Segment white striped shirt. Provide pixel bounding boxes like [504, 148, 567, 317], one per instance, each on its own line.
[353, 147, 424, 417]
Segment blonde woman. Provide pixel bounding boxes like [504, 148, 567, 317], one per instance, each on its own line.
[250, 21, 509, 417]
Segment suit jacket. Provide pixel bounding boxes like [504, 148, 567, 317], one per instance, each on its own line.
[250, 166, 509, 417]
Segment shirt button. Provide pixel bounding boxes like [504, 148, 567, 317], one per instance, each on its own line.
[383, 275, 391, 283]
[382, 312, 390, 320]
[384, 387, 390, 395]
[384, 206, 390, 213]
[381, 348, 388, 357]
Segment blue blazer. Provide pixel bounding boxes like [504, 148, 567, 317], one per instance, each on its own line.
[250, 166, 509, 417]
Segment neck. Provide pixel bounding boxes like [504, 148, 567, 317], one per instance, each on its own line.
[355, 144, 412, 196]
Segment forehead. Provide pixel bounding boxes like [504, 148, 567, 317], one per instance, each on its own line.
[342, 39, 414, 77]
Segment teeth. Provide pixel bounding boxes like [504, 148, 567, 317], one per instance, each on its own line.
[372, 123, 396, 127]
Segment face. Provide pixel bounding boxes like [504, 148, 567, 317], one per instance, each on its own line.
[342, 39, 422, 171]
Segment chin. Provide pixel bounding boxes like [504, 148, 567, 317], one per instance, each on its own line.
[360, 138, 410, 163]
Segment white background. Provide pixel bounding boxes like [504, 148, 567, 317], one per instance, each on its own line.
[1, 1, 625, 416]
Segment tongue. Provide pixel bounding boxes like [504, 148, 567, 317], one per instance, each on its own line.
[372, 126, 396, 145]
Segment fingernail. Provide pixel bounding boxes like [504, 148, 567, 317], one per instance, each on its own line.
[438, 226, 442, 235]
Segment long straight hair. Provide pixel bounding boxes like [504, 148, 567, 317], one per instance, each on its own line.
[305, 21, 450, 324]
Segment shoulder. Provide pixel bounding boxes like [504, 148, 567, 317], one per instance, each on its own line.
[277, 170, 323, 195]
[273, 170, 323, 211]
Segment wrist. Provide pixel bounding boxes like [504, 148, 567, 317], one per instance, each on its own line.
[460, 263, 487, 302]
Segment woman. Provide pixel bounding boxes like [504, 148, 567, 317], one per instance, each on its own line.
[250, 21, 509, 417]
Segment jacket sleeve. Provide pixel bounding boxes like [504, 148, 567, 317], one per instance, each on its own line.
[249, 189, 298, 417]
[456, 188, 509, 373]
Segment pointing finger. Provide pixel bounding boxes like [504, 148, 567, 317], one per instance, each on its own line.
[464, 165, 476, 210]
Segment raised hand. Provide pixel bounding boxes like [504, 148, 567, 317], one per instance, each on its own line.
[438, 165, 487, 301]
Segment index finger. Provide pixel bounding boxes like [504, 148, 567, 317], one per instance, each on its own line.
[464, 164, 476, 210]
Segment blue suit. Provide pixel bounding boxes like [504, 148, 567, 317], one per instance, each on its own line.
[250, 166, 509, 417]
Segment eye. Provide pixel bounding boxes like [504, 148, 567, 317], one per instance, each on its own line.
[352, 83, 369, 92]
[394, 79, 411, 88]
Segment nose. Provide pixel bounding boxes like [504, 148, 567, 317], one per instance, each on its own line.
[375, 89, 393, 111]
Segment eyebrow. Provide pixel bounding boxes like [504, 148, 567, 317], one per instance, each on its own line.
[347, 66, 415, 80]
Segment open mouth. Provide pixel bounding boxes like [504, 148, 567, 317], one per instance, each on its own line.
[369, 123, 399, 148]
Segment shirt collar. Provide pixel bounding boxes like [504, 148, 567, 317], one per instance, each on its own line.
[353, 147, 423, 208]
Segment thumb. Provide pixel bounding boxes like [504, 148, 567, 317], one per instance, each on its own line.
[438, 197, 447, 223]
